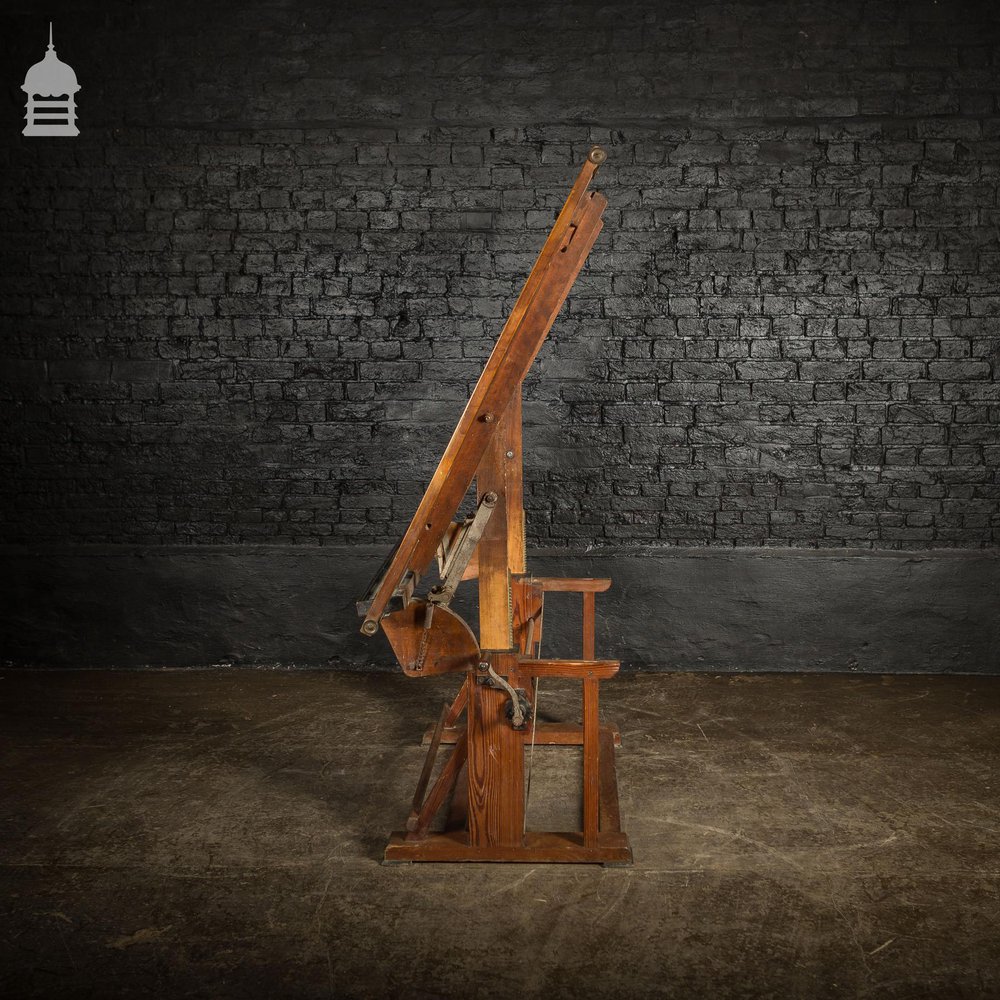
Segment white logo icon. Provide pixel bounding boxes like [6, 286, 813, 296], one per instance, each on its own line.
[22, 23, 80, 137]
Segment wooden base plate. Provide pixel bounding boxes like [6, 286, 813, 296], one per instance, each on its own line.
[424, 720, 622, 747]
[384, 829, 632, 865]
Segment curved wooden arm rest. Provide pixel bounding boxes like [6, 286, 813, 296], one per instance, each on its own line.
[517, 658, 620, 679]
[533, 577, 612, 593]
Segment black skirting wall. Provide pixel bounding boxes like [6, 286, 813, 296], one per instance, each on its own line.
[3, 545, 997, 672]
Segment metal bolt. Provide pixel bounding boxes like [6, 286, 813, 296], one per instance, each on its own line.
[482, 411, 495, 423]
[361, 620, 378, 636]
[505, 450, 514, 459]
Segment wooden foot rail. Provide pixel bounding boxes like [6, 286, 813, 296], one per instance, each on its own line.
[423, 718, 622, 748]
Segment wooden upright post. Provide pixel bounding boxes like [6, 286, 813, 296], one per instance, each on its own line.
[468, 403, 524, 847]
[582, 677, 600, 847]
[504, 390, 526, 578]
[581, 590, 600, 845]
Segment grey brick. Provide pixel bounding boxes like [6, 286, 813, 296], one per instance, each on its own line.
[1, 9, 997, 553]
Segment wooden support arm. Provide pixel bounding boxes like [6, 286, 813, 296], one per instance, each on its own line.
[533, 577, 611, 593]
[517, 658, 620, 680]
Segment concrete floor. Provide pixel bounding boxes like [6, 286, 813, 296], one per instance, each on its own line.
[0, 670, 998, 999]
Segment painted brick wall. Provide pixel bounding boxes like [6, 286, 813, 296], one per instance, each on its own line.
[2, 0, 999, 551]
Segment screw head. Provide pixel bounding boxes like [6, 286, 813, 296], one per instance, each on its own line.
[505, 450, 514, 459]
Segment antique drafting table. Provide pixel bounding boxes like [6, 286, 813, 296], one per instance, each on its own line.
[357, 147, 631, 865]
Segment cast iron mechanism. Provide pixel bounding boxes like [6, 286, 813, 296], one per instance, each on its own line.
[505, 688, 531, 730]
[477, 660, 530, 729]
[428, 492, 497, 608]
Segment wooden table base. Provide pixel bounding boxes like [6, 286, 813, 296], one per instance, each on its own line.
[385, 722, 632, 866]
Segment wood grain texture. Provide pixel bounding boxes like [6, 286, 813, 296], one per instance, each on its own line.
[511, 576, 543, 658]
[443, 682, 468, 727]
[444, 760, 469, 834]
[583, 590, 596, 660]
[380, 600, 480, 677]
[533, 577, 612, 593]
[476, 417, 512, 652]
[516, 658, 620, 679]
[407, 701, 449, 824]
[598, 727, 623, 834]
[406, 730, 468, 840]
[426, 721, 622, 748]
[467, 671, 524, 847]
[504, 392, 526, 577]
[582, 677, 600, 847]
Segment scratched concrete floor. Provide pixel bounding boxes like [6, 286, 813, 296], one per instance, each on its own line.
[0, 670, 998, 1000]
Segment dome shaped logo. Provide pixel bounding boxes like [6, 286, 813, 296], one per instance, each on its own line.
[21, 23, 80, 137]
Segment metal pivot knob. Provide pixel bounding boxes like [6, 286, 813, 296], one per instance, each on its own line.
[587, 145, 607, 166]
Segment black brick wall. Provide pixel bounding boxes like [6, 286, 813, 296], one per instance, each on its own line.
[2, 0, 999, 551]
